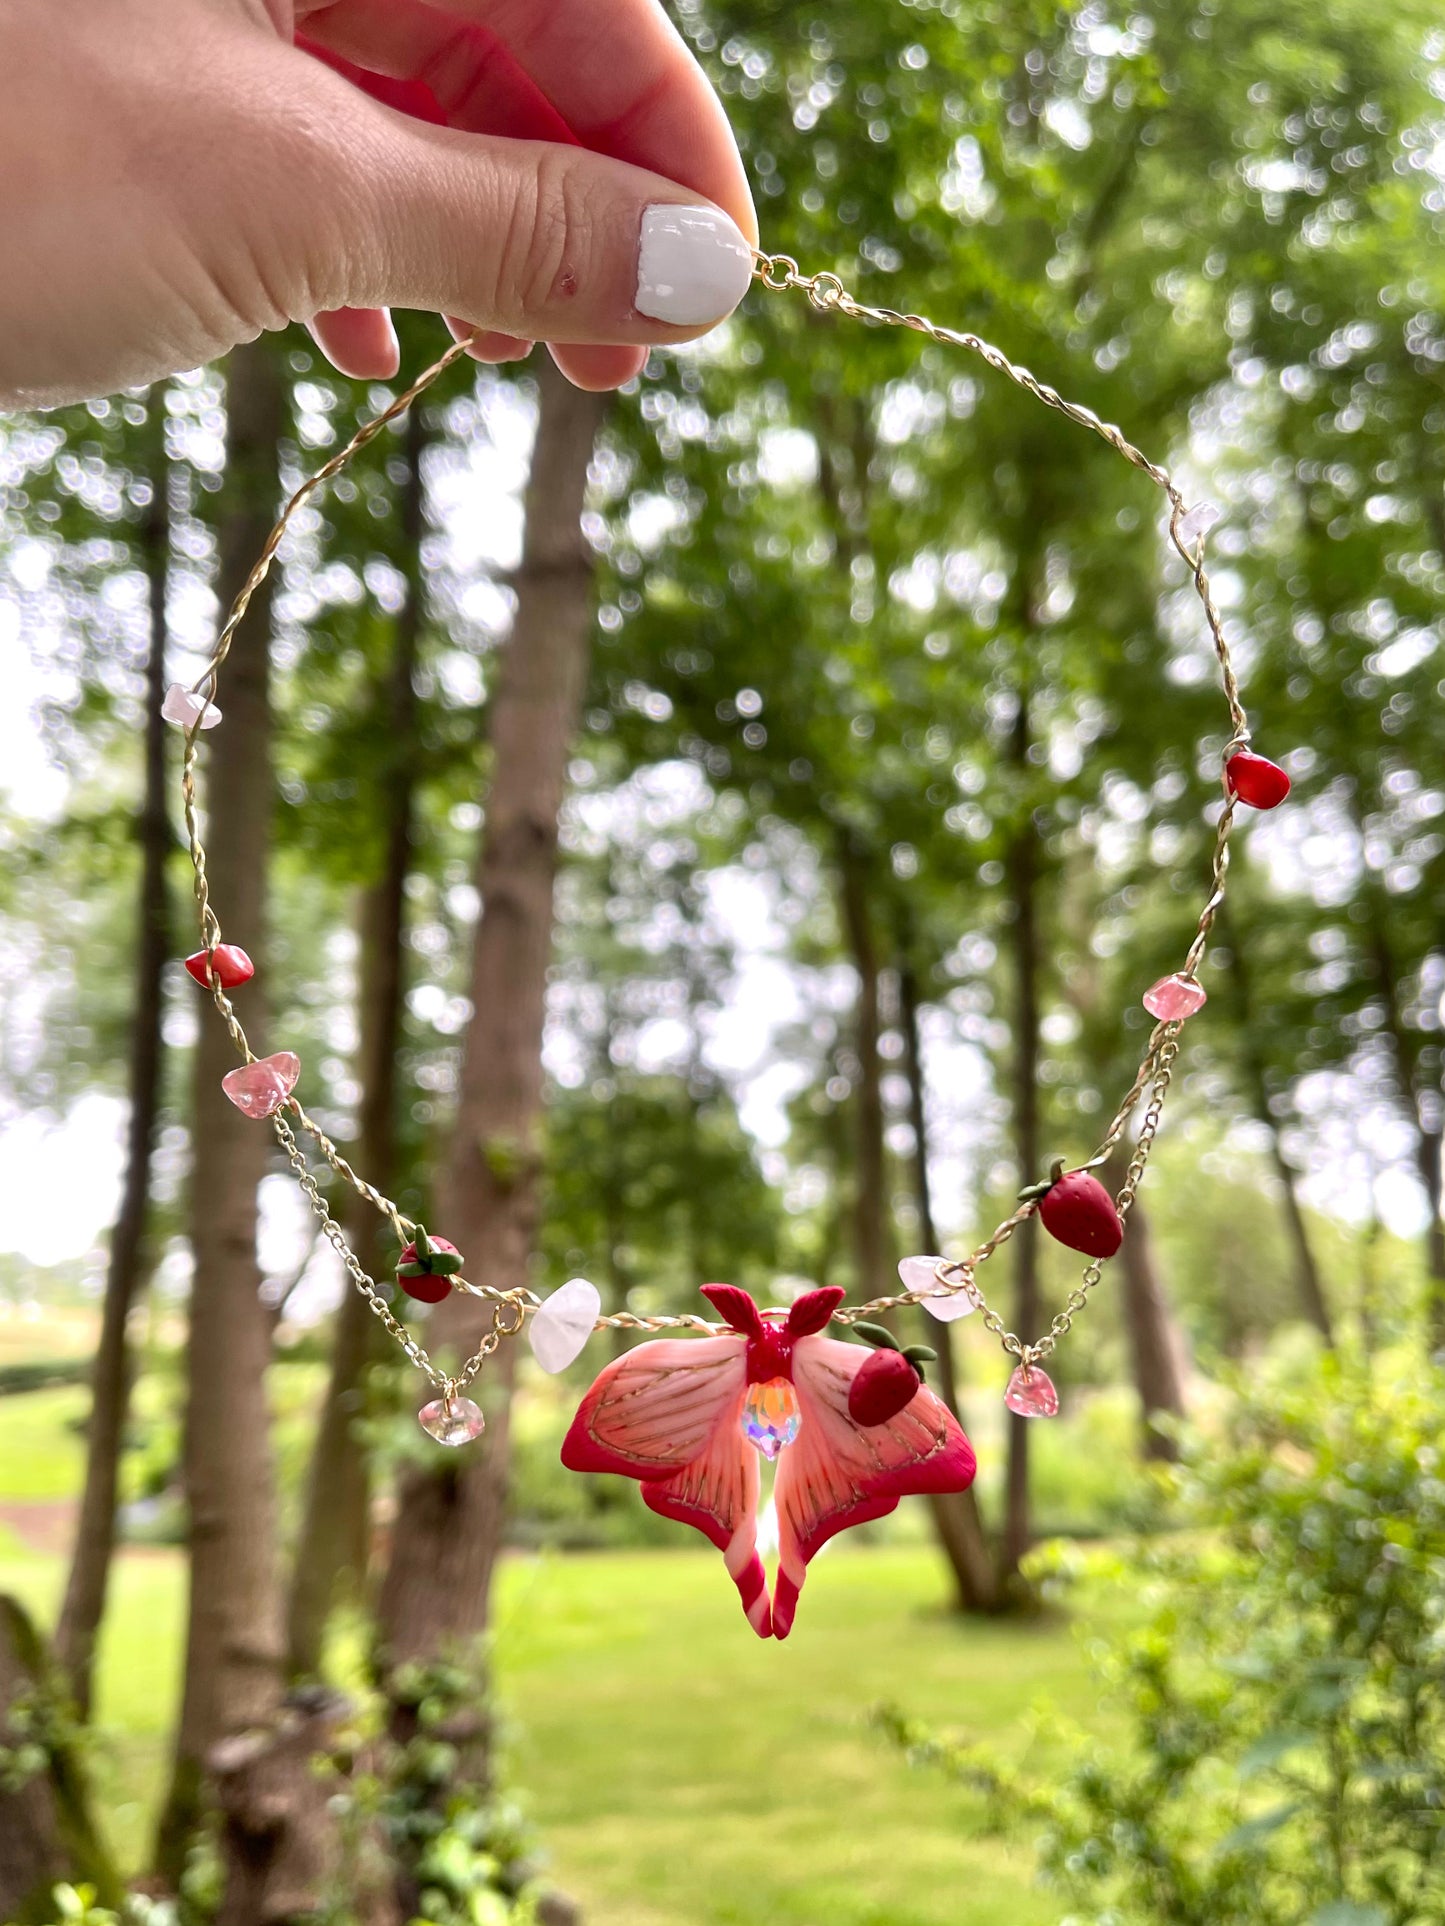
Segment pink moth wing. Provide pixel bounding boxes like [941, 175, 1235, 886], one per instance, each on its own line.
[771, 1334, 977, 1638]
[559, 1334, 770, 1636]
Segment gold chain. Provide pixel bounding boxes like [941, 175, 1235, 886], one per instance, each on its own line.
[179, 257, 1248, 1390]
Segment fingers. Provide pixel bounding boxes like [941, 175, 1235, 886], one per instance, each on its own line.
[547, 343, 648, 389]
[308, 307, 401, 379]
[297, 8, 657, 387]
[303, 66, 756, 349]
[299, 0, 576, 146]
[445, 314, 533, 363]
[301, 0, 755, 240]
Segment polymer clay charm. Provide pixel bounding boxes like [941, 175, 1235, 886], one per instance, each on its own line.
[561, 1284, 976, 1640]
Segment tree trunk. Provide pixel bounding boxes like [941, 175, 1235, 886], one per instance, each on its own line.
[286, 403, 429, 1681]
[55, 393, 172, 1716]
[1224, 916, 1334, 1343]
[1359, 870, 1444, 1345]
[836, 837, 890, 1304]
[1105, 1148, 1188, 1461]
[0, 1597, 121, 1921]
[1000, 689, 1041, 1588]
[898, 961, 1002, 1611]
[376, 359, 606, 1679]
[154, 339, 291, 1878]
[208, 1690, 394, 1926]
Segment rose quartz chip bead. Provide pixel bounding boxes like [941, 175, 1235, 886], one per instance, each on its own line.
[1004, 1363, 1059, 1419]
[897, 1255, 977, 1322]
[161, 684, 221, 731]
[528, 1278, 602, 1373]
[221, 1051, 300, 1119]
[1143, 973, 1207, 1021]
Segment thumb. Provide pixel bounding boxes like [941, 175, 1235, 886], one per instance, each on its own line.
[314, 98, 758, 347]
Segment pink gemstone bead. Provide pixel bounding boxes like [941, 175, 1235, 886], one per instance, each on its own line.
[161, 684, 222, 731]
[221, 1051, 300, 1119]
[1004, 1364, 1060, 1419]
[1142, 973, 1207, 1021]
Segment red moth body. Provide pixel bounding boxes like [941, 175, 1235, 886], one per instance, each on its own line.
[1037, 1169, 1123, 1259]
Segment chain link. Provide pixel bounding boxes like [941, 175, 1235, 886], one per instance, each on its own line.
[180, 257, 1244, 1399]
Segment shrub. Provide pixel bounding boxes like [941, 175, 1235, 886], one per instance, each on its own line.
[885, 1352, 1445, 1926]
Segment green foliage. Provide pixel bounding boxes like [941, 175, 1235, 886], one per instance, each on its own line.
[320, 1655, 555, 1926]
[0, 1360, 91, 1396]
[889, 1354, 1445, 1923]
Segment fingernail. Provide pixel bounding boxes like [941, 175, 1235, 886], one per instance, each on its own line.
[635, 205, 754, 326]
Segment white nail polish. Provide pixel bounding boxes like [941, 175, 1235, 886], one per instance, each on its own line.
[635, 205, 754, 326]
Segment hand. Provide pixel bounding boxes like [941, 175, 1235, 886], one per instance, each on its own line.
[0, 0, 758, 410]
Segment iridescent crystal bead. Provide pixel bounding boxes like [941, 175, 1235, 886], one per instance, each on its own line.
[898, 1254, 977, 1323]
[161, 684, 222, 731]
[1004, 1364, 1059, 1419]
[220, 1050, 300, 1119]
[1142, 973, 1207, 1022]
[418, 1395, 486, 1446]
[528, 1277, 601, 1373]
[741, 1378, 801, 1460]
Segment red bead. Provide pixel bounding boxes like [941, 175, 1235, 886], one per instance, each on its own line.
[1037, 1170, 1123, 1259]
[1225, 750, 1291, 810]
[399, 1270, 451, 1305]
[847, 1349, 922, 1427]
[397, 1236, 462, 1304]
[185, 944, 255, 990]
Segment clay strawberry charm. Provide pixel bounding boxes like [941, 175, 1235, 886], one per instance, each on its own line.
[1225, 749, 1291, 810]
[845, 1323, 936, 1427]
[396, 1227, 464, 1304]
[1022, 1160, 1123, 1259]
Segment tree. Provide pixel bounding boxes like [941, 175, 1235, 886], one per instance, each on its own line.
[286, 396, 432, 1681]
[55, 389, 173, 1714]
[376, 357, 607, 1703]
[154, 337, 298, 1881]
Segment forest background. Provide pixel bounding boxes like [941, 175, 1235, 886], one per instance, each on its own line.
[1, 2, 1444, 1923]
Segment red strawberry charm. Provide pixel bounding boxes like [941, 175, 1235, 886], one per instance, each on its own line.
[184, 943, 255, 990]
[396, 1228, 464, 1304]
[1225, 750, 1291, 810]
[846, 1323, 936, 1427]
[1024, 1161, 1123, 1259]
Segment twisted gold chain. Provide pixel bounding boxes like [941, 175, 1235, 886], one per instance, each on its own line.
[179, 256, 1249, 1393]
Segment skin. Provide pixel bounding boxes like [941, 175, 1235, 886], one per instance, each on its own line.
[0, 0, 759, 410]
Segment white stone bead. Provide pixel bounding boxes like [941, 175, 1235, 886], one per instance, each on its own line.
[1176, 502, 1219, 548]
[161, 683, 222, 730]
[528, 1277, 601, 1373]
[897, 1254, 977, 1323]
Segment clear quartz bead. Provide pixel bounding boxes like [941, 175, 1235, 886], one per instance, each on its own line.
[898, 1254, 977, 1322]
[1004, 1364, 1060, 1419]
[741, 1378, 801, 1460]
[161, 684, 222, 730]
[418, 1395, 486, 1446]
[220, 1050, 300, 1119]
[1176, 502, 1219, 547]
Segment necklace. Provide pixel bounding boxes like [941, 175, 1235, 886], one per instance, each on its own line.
[167, 252, 1291, 1635]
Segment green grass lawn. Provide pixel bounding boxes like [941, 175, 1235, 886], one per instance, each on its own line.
[1, 1537, 1104, 1925]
